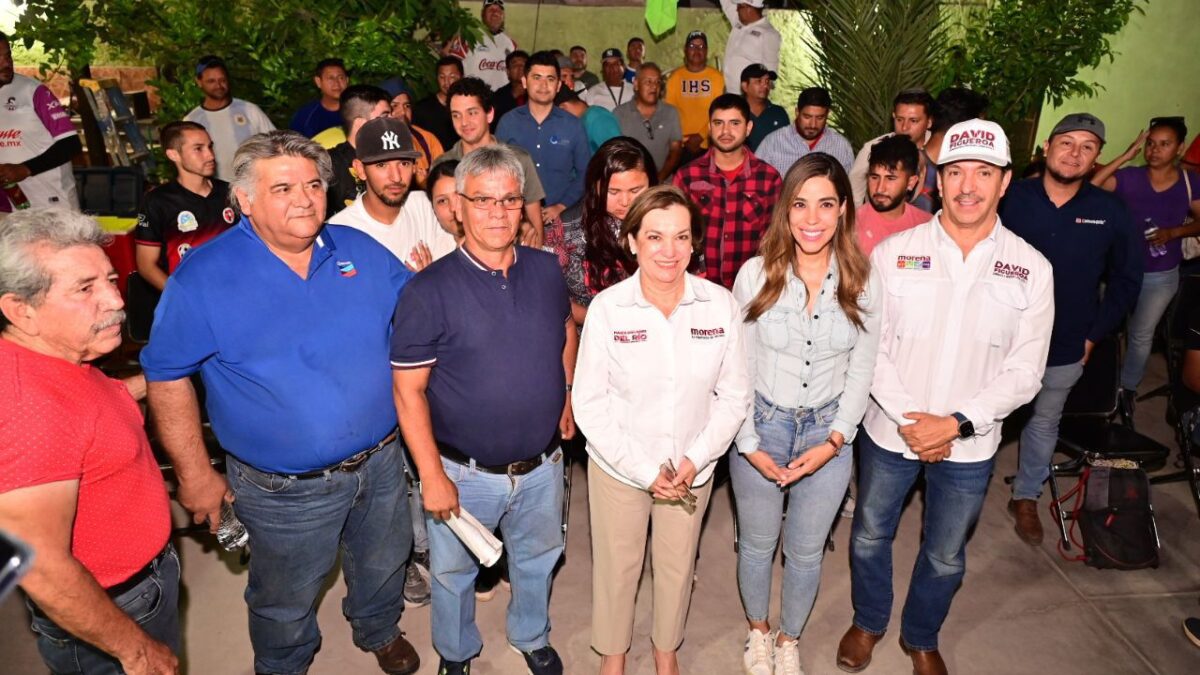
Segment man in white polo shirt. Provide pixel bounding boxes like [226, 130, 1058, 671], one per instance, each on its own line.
[720, 0, 781, 93]
[444, 0, 518, 92]
[329, 117, 456, 271]
[836, 119, 1054, 675]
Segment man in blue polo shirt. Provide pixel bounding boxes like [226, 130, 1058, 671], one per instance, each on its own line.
[391, 145, 577, 675]
[496, 50, 592, 225]
[1000, 113, 1143, 545]
[141, 131, 421, 675]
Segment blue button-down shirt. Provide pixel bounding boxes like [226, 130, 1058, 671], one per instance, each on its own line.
[496, 105, 592, 209]
[141, 218, 413, 474]
[1000, 178, 1143, 367]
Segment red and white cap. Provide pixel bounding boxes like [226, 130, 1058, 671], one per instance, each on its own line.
[937, 119, 1011, 167]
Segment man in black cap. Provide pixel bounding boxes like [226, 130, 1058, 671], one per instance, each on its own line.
[326, 84, 393, 215]
[1000, 112, 1143, 546]
[740, 63, 787, 152]
[665, 30, 725, 161]
[585, 48, 635, 112]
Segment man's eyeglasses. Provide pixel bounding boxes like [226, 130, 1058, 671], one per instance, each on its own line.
[459, 193, 525, 211]
[643, 119, 654, 140]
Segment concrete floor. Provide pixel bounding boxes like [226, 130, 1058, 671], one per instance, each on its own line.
[3, 356, 1199, 674]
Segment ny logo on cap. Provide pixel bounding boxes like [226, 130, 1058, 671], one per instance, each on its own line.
[381, 131, 401, 150]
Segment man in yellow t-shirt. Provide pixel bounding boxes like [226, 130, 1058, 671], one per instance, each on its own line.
[665, 30, 725, 159]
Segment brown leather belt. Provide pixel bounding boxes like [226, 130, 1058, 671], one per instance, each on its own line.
[437, 436, 559, 476]
[289, 428, 398, 479]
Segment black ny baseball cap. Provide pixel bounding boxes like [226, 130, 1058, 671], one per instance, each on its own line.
[355, 117, 422, 163]
[740, 63, 778, 82]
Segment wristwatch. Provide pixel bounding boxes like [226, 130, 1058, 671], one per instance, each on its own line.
[951, 412, 974, 439]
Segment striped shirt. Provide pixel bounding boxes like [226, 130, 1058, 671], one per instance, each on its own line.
[757, 124, 854, 177]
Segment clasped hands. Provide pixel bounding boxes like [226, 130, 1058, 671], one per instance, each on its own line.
[898, 412, 960, 463]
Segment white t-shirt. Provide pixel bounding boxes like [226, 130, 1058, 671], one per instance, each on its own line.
[329, 191, 457, 268]
[584, 81, 636, 112]
[720, 0, 782, 91]
[185, 99, 276, 181]
[0, 74, 78, 209]
[451, 32, 518, 91]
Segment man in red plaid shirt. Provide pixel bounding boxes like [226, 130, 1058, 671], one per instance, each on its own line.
[672, 93, 782, 289]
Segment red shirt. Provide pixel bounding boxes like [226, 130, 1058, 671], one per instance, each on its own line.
[0, 339, 171, 588]
[673, 148, 783, 289]
[855, 202, 933, 256]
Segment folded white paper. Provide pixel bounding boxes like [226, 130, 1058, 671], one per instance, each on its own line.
[446, 508, 503, 567]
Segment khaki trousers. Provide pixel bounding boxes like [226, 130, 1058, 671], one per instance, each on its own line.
[587, 458, 714, 655]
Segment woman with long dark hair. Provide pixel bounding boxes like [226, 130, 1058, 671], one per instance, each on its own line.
[731, 153, 880, 675]
[545, 136, 658, 323]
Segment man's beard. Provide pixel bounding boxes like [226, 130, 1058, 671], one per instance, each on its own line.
[870, 192, 905, 213]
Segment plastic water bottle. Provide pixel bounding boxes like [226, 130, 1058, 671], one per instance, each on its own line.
[1144, 219, 1168, 258]
[2, 182, 30, 210]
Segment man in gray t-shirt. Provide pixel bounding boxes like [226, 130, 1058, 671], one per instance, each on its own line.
[613, 62, 683, 181]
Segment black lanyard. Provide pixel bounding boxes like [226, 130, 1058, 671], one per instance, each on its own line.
[607, 84, 626, 107]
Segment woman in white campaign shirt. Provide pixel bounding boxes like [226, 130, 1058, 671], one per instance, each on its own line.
[730, 153, 880, 675]
[573, 185, 750, 675]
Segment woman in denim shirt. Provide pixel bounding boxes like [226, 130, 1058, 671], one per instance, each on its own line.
[730, 153, 881, 675]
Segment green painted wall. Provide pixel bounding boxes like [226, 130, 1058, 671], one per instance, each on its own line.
[1034, 0, 1200, 163]
[464, 2, 815, 112]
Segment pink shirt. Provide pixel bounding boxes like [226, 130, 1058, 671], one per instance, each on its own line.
[855, 202, 932, 256]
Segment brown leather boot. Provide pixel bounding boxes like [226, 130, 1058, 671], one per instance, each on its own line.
[836, 625, 885, 672]
[1007, 498, 1043, 545]
[373, 633, 420, 675]
[899, 638, 948, 675]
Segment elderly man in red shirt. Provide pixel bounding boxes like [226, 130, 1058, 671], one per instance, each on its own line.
[0, 207, 179, 675]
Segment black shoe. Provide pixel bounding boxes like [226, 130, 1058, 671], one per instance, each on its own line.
[475, 563, 500, 601]
[1185, 617, 1200, 648]
[1117, 388, 1136, 427]
[512, 645, 563, 675]
[437, 658, 472, 675]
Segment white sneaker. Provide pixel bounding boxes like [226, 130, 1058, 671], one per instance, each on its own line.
[742, 628, 774, 675]
[773, 637, 803, 675]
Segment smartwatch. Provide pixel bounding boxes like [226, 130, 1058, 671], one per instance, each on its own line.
[951, 412, 974, 439]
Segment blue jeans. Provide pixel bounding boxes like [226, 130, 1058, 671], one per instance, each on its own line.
[426, 449, 565, 663]
[730, 393, 851, 639]
[1121, 267, 1179, 390]
[29, 546, 180, 674]
[1014, 361, 1086, 500]
[227, 440, 411, 675]
[849, 432, 993, 651]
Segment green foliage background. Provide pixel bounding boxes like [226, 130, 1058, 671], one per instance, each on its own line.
[13, 0, 480, 126]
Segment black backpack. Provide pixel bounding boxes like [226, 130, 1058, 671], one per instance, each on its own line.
[1058, 464, 1160, 570]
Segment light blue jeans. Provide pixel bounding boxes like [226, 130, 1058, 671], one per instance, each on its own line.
[730, 393, 851, 639]
[1121, 267, 1179, 391]
[426, 450, 565, 663]
[1014, 360, 1086, 500]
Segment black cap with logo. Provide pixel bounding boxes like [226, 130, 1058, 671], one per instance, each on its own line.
[355, 117, 422, 163]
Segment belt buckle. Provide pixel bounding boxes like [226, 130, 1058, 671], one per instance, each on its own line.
[338, 450, 370, 472]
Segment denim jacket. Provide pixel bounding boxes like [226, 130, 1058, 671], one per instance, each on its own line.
[731, 255, 881, 453]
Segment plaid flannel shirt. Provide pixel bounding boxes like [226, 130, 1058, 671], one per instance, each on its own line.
[672, 149, 783, 289]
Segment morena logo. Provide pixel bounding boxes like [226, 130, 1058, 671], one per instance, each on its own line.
[948, 129, 995, 150]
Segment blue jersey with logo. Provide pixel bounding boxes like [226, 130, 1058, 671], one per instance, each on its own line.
[141, 218, 413, 473]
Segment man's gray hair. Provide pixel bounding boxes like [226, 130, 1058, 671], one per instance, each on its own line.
[454, 144, 526, 194]
[0, 207, 111, 330]
[229, 130, 334, 215]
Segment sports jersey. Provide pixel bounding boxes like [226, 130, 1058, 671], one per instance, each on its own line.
[664, 66, 725, 147]
[134, 180, 235, 273]
[0, 74, 78, 208]
[185, 98, 275, 181]
[447, 32, 518, 91]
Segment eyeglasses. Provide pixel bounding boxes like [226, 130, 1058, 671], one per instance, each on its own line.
[459, 193, 525, 211]
[642, 119, 654, 140]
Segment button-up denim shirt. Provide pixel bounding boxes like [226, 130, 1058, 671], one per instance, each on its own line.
[731, 255, 881, 453]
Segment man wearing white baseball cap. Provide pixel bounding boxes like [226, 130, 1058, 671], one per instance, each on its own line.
[837, 119, 1054, 675]
[720, 0, 781, 93]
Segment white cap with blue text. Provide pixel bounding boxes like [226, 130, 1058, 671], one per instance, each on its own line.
[937, 119, 1011, 167]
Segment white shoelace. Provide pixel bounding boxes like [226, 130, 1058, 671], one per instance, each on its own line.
[774, 638, 803, 675]
[744, 629, 773, 675]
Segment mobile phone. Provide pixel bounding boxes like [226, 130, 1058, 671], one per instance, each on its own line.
[0, 529, 34, 603]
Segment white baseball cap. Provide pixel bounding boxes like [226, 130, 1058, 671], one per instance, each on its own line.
[738, 0, 766, 7]
[937, 119, 1011, 167]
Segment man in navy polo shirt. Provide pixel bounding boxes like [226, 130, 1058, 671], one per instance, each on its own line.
[141, 131, 421, 675]
[391, 145, 577, 675]
[496, 50, 592, 225]
[1000, 113, 1143, 545]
